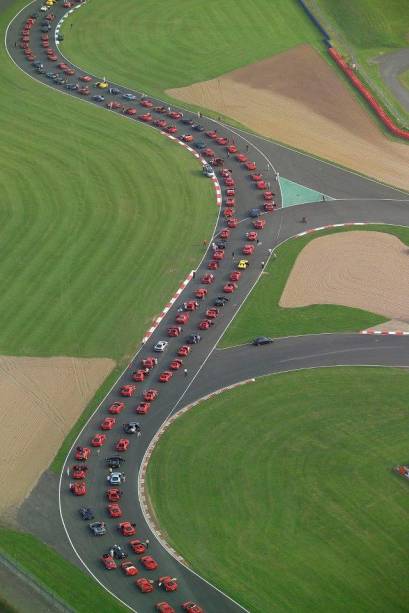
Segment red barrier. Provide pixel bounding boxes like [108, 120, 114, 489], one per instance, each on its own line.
[328, 46, 409, 141]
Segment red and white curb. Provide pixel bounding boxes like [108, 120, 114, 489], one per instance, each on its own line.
[361, 329, 409, 336]
[142, 271, 194, 343]
[296, 222, 368, 237]
[138, 378, 255, 564]
[162, 133, 223, 206]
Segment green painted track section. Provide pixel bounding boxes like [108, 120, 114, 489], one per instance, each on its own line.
[147, 367, 409, 613]
[279, 176, 334, 207]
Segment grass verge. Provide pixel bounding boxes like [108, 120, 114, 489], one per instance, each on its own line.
[146, 366, 409, 613]
[0, 529, 126, 612]
[220, 224, 407, 347]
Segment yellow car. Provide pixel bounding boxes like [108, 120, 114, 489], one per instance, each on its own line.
[96, 81, 109, 90]
[237, 259, 249, 270]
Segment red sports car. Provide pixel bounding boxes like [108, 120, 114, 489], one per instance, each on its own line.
[195, 288, 207, 299]
[165, 125, 177, 134]
[219, 229, 230, 240]
[125, 107, 137, 116]
[216, 136, 228, 145]
[91, 433, 106, 447]
[64, 68, 75, 76]
[230, 271, 241, 282]
[224, 177, 235, 187]
[223, 208, 234, 218]
[75, 446, 91, 461]
[48, 54, 58, 61]
[264, 191, 274, 201]
[168, 326, 182, 337]
[226, 144, 237, 153]
[115, 439, 129, 452]
[177, 345, 190, 357]
[253, 218, 266, 229]
[236, 153, 247, 163]
[154, 106, 167, 113]
[158, 576, 178, 592]
[119, 521, 136, 536]
[184, 300, 199, 310]
[70, 481, 86, 496]
[245, 161, 257, 171]
[130, 539, 146, 554]
[154, 119, 167, 128]
[257, 180, 267, 190]
[101, 553, 116, 570]
[107, 488, 122, 502]
[201, 274, 214, 284]
[136, 577, 154, 593]
[250, 172, 262, 182]
[242, 244, 255, 255]
[142, 357, 158, 369]
[72, 465, 88, 479]
[220, 169, 230, 178]
[121, 560, 138, 576]
[176, 312, 190, 324]
[226, 188, 235, 197]
[205, 130, 218, 138]
[159, 371, 172, 383]
[143, 389, 158, 402]
[140, 99, 153, 108]
[206, 308, 219, 319]
[101, 416, 116, 430]
[108, 503, 122, 518]
[120, 384, 136, 397]
[227, 217, 239, 228]
[182, 134, 193, 142]
[136, 402, 151, 415]
[58, 62, 68, 70]
[264, 202, 275, 212]
[202, 148, 215, 158]
[109, 402, 125, 414]
[224, 282, 238, 293]
[41, 41, 49, 48]
[208, 260, 219, 270]
[246, 231, 258, 241]
[106, 100, 121, 108]
[132, 369, 146, 382]
[182, 602, 204, 613]
[80, 75, 92, 82]
[170, 359, 183, 370]
[140, 555, 158, 570]
[213, 249, 224, 261]
[168, 111, 182, 120]
[156, 603, 175, 613]
[198, 320, 212, 330]
[226, 197, 235, 207]
[139, 113, 153, 122]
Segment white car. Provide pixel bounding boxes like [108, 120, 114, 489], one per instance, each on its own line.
[107, 472, 123, 485]
[203, 164, 215, 178]
[153, 340, 168, 352]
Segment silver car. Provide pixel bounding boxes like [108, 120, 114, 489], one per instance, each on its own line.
[153, 340, 168, 352]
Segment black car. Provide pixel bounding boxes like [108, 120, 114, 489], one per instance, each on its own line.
[35, 67, 46, 74]
[57, 33, 64, 41]
[123, 422, 141, 434]
[106, 456, 125, 469]
[32, 60, 43, 68]
[252, 336, 274, 346]
[89, 521, 106, 536]
[194, 124, 205, 131]
[195, 141, 206, 149]
[214, 296, 229, 307]
[249, 208, 261, 218]
[187, 333, 201, 344]
[41, 25, 51, 32]
[110, 544, 127, 560]
[92, 95, 104, 102]
[79, 507, 95, 521]
[182, 117, 194, 125]
[65, 83, 79, 90]
[46, 71, 57, 79]
[31, 12, 38, 18]
[215, 239, 227, 249]
[108, 87, 120, 95]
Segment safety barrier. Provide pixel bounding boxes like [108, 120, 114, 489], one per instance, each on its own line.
[297, 0, 330, 41]
[328, 46, 409, 140]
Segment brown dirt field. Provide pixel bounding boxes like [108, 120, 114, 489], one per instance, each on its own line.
[0, 356, 114, 520]
[279, 231, 409, 322]
[168, 44, 409, 192]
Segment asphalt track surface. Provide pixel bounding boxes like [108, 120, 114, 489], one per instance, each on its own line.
[6, 1, 409, 612]
[376, 49, 409, 115]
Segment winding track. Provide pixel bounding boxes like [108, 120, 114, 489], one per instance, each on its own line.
[6, 1, 409, 611]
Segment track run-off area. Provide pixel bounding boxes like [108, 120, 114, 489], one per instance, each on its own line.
[6, 1, 409, 611]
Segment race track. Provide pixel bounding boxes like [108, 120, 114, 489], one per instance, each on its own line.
[6, 2, 409, 612]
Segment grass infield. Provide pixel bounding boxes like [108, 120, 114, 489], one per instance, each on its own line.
[146, 366, 409, 613]
[219, 224, 409, 347]
[0, 529, 126, 613]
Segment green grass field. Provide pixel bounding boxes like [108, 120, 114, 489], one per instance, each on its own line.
[146, 367, 409, 613]
[62, 0, 322, 100]
[0, 529, 126, 612]
[220, 225, 407, 347]
[313, 0, 409, 126]
[1, 1, 214, 363]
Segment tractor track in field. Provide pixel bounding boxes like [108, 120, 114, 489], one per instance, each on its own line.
[5, 1, 409, 612]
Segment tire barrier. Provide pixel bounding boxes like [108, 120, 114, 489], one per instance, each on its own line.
[297, 0, 330, 41]
[328, 46, 409, 141]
